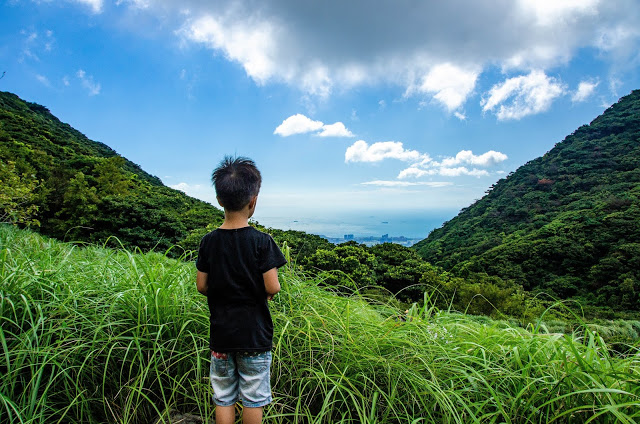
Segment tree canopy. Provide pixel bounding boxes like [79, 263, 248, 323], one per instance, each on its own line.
[413, 90, 640, 314]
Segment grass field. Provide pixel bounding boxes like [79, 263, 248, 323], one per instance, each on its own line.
[1, 225, 639, 423]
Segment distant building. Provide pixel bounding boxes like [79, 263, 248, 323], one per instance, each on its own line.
[344, 234, 354, 240]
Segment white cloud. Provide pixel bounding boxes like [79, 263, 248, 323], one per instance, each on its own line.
[481, 70, 565, 120]
[76, 69, 101, 96]
[345, 140, 424, 163]
[572, 80, 599, 102]
[415, 63, 479, 111]
[361, 180, 453, 187]
[170, 182, 194, 193]
[72, 0, 103, 13]
[180, 14, 280, 86]
[345, 141, 503, 179]
[274, 114, 323, 136]
[396, 149, 506, 179]
[518, 0, 599, 27]
[133, 0, 639, 105]
[440, 150, 508, 167]
[438, 167, 489, 177]
[35, 74, 50, 86]
[274, 114, 354, 137]
[397, 167, 430, 179]
[317, 122, 354, 138]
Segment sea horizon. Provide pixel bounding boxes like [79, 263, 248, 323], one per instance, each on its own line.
[253, 210, 457, 240]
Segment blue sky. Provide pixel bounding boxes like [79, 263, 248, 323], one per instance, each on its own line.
[2, 0, 639, 237]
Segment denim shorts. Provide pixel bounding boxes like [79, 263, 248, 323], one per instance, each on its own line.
[209, 351, 273, 408]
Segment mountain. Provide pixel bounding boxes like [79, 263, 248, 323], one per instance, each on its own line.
[0, 91, 225, 252]
[413, 90, 640, 312]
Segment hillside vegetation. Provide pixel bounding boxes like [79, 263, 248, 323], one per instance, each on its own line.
[0, 91, 224, 251]
[1, 225, 639, 423]
[414, 90, 640, 314]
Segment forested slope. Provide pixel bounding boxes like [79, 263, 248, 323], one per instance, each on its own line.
[413, 90, 640, 312]
[0, 91, 225, 251]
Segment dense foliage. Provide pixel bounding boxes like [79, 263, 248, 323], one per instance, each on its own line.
[0, 91, 225, 252]
[2, 226, 638, 423]
[413, 90, 640, 315]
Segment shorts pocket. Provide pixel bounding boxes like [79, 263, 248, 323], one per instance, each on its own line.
[211, 356, 231, 377]
[238, 352, 270, 374]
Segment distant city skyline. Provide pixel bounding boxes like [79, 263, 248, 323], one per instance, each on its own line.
[2, 0, 639, 236]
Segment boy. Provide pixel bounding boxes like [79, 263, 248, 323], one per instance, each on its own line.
[196, 156, 286, 424]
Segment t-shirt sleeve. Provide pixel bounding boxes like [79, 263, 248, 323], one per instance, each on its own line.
[258, 235, 287, 273]
[195, 236, 209, 273]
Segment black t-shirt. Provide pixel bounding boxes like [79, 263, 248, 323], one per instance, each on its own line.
[196, 227, 287, 352]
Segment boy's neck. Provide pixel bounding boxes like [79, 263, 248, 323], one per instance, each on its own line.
[219, 210, 251, 230]
[217, 196, 257, 230]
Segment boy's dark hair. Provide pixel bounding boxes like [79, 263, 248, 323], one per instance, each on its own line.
[212, 156, 262, 211]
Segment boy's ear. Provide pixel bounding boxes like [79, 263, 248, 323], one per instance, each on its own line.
[216, 196, 224, 208]
[248, 195, 258, 209]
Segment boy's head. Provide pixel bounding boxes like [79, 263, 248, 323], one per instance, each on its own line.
[212, 156, 262, 211]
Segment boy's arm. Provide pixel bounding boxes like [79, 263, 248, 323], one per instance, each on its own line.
[196, 271, 209, 296]
[263, 267, 281, 301]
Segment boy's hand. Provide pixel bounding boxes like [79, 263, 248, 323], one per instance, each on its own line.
[266, 294, 275, 301]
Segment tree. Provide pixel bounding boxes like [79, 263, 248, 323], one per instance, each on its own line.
[0, 161, 40, 226]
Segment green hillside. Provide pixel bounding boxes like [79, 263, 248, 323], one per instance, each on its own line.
[413, 90, 640, 313]
[0, 91, 225, 251]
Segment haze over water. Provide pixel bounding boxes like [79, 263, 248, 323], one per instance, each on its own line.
[254, 210, 456, 240]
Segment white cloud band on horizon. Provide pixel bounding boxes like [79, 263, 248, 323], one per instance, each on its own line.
[361, 180, 454, 187]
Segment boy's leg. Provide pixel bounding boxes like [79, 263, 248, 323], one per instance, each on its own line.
[215, 405, 236, 424]
[242, 406, 263, 424]
[210, 352, 240, 423]
[236, 352, 272, 422]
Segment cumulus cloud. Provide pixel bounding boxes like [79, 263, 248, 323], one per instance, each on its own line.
[127, 0, 638, 105]
[413, 63, 479, 112]
[76, 69, 101, 96]
[481, 70, 565, 120]
[519, 0, 599, 27]
[274, 114, 354, 137]
[345, 139, 506, 180]
[393, 149, 507, 179]
[572, 80, 599, 102]
[274, 114, 323, 136]
[170, 182, 194, 193]
[440, 150, 508, 167]
[345, 140, 424, 163]
[58, 0, 639, 113]
[317, 122, 354, 137]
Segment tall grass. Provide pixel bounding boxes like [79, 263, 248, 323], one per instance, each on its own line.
[1, 225, 639, 423]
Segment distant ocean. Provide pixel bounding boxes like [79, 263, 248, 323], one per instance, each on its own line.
[254, 210, 456, 240]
